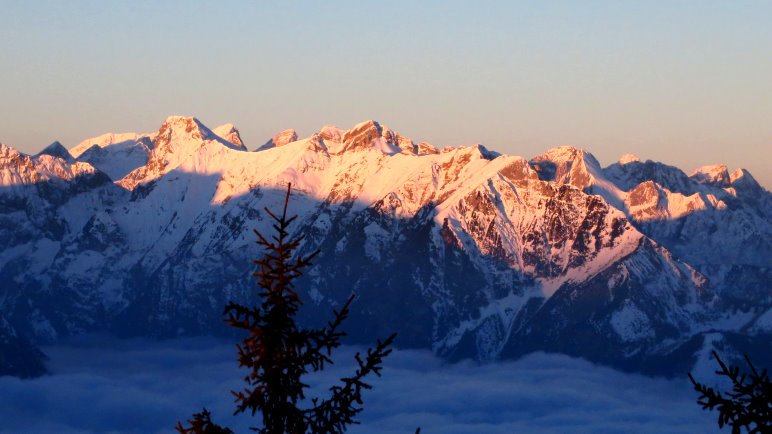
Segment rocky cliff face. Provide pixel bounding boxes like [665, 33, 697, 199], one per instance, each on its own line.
[1, 116, 769, 377]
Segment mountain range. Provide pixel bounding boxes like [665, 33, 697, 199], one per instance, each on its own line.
[1, 115, 769, 377]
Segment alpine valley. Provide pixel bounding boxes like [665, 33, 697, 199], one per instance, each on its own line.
[1, 116, 770, 378]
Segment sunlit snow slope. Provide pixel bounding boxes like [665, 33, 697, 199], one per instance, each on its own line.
[0, 115, 769, 376]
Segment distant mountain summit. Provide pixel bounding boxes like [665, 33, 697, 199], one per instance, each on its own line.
[257, 128, 298, 151]
[0, 116, 769, 377]
[212, 123, 245, 149]
[35, 141, 73, 162]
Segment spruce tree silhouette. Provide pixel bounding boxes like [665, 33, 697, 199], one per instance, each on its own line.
[177, 183, 401, 434]
[688, 351, 771, 433]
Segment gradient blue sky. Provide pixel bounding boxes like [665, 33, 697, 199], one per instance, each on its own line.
[1, 1, 770, 187]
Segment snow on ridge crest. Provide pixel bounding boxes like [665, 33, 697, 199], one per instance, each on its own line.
[729, 167, 763, 192]
[162, 114, 201, 126]
[254, 120, 439, 156]
[257, 129, 299, 151]
[529, 145, 603, 190]
[340, 119, 391, 153]
[154, 115, 246, 152]
[48, 115, 769, 206]
[319, 124, 342, 142]
[690, 164, 764, 193]
[157, 115, 209, 139]
[212, 123, 245, 149]
[538, 145, 602, 167]
[272, 129, 298, 147]
[35, 142, 74, 162]
[618, 153, 640, 165]
[115, 116, 247, 189]
[71, 132, 145, 158]
[0, 142, 22, 159]
[334, 119, 442, 156]
[0, 142, 103, 189]
[690, 164, 730, 186]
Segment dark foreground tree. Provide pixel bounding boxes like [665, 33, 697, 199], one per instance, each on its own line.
[688, 351, 771, 433]
[177, 183, 399, 434]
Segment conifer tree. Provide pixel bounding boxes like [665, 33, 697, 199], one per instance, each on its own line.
[177, 183, 397, 434]
[688, 351, 771, 433]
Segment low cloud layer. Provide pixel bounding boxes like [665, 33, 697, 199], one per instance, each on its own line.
[0, 336, 718, 433]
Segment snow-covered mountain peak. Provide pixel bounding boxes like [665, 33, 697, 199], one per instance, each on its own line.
[347, 119, 382, 134]
[74, 137, 154, 182]
[213, 122, 236, 131]
[729, 168, 763, 192]
[530, 146, 603, 190]
[257, 129, 299, 151]
[274, 129, 298, 146]
[2, 118, 770, 376]
[690, 164, 730, 187]
[340, 119, 388, 152]
[71, 132, 145, 158]
[162, 114, 200, 126]
[730, 167, 750, 183]
[536, 145, 602, 167]
[35, 141, 73, 162]
[416, 141, 440, 155]
[455, 143, 498, 161]
[0, 142, 21, 160]
[319, 124, 343, 142]
[603, 159, 697, 196]
[116, 116, 244, 189]
[0, 141, 104, 190]
[625, 180, 668, 221]
[212, 123, 245, 149]
[156, 115, 211, 141]
[153, 115, 245, 152]
[618, 153, 640, 165]
[335, 119, 423, 156]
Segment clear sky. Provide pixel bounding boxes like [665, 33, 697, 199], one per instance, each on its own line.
[1, 1, 770, 187]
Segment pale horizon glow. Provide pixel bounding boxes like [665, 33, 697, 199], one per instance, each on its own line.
[1, 1, 770, 187]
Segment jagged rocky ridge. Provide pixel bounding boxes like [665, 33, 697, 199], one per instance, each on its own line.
[0, 116, 769, 377]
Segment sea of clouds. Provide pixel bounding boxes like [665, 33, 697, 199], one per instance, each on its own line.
[0, 336, 719, 434]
